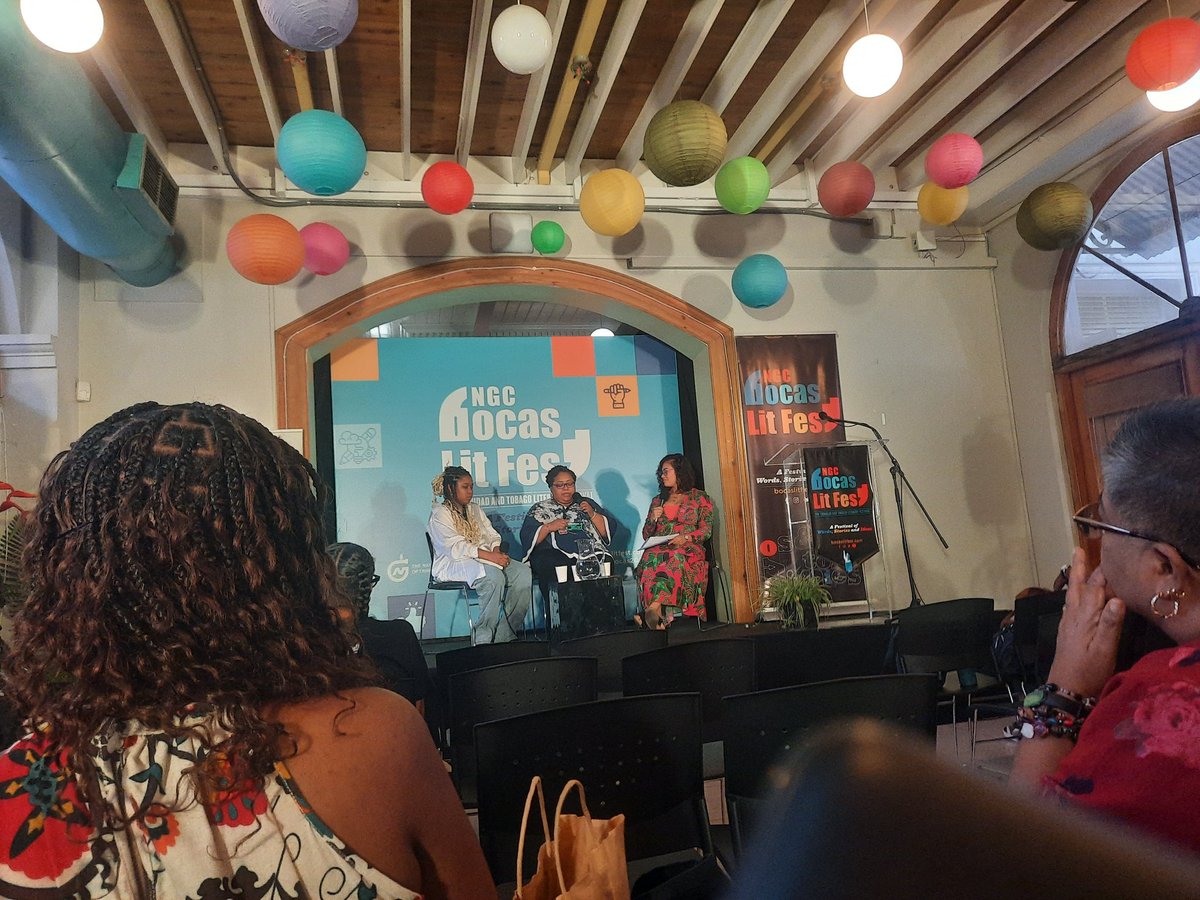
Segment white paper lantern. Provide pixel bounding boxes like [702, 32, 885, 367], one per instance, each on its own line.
[491, 4, 553, 75]
[843, 33, 903, 98]
[20, 0, 103, 53]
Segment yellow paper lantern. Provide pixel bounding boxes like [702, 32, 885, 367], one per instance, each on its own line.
[917, 182, 969, 226]
[643, 100, 727, 187]
[1016, 182, 1093, 251]
[579, 169, 645, 237]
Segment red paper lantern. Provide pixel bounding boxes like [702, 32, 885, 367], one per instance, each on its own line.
[421, 161, 474, 215]
[817, 161, 875, 217]
[226, 214, 304, 285]
[924, 133, 983, 189]
[1126, 18, 1200, 91]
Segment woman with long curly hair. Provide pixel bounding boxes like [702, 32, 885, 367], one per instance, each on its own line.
[0, 402, 491, 898]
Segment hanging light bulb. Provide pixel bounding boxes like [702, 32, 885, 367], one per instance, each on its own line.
[1148, 65, 1200, 112]
[842, 2, 902, 98]
[20, 0, 104, 53]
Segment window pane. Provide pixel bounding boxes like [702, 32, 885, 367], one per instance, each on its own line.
[1063, 254, 1181, 354]
[1168, 136, 1200, 293]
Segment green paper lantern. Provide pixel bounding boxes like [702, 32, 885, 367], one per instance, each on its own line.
[1017, 182, 1093, 251]
[643, 100, 727, 187]
[715, 156, 770, 214]
[531, 220, 565, 255]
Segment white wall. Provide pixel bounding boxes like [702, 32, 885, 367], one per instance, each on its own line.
[69, 193, 1038, 612]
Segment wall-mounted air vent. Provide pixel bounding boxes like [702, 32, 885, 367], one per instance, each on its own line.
[115, 133, 178, 236]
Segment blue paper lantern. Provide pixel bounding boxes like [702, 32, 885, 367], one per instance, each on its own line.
[258, 0, 358, 52]
[732, 254, 787, 308]
[276, 110, 366, 196]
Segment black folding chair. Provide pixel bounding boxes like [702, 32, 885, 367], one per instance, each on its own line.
[554, 628, 667, 695]
[751, 624, 894, 690]
[432, 641, 549, 752]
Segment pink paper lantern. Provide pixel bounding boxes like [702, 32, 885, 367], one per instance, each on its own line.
[924, 133, 983, 189]
[300, 222, 350, 275]
[817, 161, 875, 217]
[421, 161, 474, 215]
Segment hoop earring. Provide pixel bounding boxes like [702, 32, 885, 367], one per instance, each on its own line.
[1151, 589, 1186, 619]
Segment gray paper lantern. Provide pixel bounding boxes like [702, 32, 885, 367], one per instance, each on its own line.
[258, 0, 358, 52]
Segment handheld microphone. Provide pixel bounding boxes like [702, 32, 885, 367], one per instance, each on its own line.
[570, 492, 584, 506]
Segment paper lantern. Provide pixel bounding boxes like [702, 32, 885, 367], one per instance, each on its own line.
[226, 214, 304, 285]
[1126, 18, 1200, 91]
[843, 33, 903, 98]
[277, 110, 366, 196]
[579, 169, 645, 237]
[917, 182, 969, 226]
[643, 101, 727, 187]
[257, 0, 358, 52]
[531, 221, 565, 255]
[925, 133, 983, 189]
[490, 4, 553, 75]
[1016, 182, 1093, 252]
[715, 156, 771, 215]
[817, 161, 875, 217]
[421, 161, 474, 215]
[1149, 66, 1200, 112]
[20, 0, 103, 52]
[732, 254, 787, 309]
[300, 222, 350, 275]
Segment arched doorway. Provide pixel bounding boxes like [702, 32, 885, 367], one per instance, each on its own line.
[275, 256, 757, 620]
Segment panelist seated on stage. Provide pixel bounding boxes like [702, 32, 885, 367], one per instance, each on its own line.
[427, 466, 532, 645]
[520, 465, 614, 595]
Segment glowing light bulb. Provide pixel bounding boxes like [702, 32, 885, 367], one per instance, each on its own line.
[843, 33, 903, 98]
[1148, 67, 1200, 112]
[20, 0, 104, 53]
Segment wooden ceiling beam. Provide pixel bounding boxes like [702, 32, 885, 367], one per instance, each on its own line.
[615, 0, 725, 172]
[90, 44, 170, 161]
[287, 51, 315, 111]
[231, 0, 283, 141]
[701, 0, 794, 115]
[455, 0, 494, 164]
[563, 0, 648, 183]
[510, 0, 571, 184]
[400, 0, 412, 179]
[325, 49, 344, 116]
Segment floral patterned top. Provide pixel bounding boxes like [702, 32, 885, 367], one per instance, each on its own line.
[0, 719, 421, 898]
[1045, 639, 1200, 854]
[634, 489, 716, 623]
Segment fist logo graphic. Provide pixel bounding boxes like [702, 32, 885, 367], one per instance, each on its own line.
[603, 382, 630, 409]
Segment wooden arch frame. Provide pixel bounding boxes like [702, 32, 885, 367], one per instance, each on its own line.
[275, 256, 756, 621]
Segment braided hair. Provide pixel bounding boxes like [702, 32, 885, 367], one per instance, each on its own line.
[328, 541, 375, 620]
[3, 402, 375, 829]
[434, 465, 481, 543]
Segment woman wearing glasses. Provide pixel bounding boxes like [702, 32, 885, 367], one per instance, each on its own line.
[634, 453, 716, 629]
[1011, 399, 1200, 854]
[520, 465, 613, 600]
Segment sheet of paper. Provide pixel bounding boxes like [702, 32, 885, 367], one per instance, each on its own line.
[638, 534, 674, 550]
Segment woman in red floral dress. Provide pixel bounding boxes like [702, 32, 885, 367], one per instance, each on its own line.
[634, 454, 716, 628]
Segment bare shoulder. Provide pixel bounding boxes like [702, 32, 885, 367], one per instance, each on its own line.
[271, 686, 424, 761]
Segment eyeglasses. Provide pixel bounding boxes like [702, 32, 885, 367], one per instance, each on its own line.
[370, 574, 381, 587]
[551, 480, 576, 489]
[1073, 500, 1200, 570]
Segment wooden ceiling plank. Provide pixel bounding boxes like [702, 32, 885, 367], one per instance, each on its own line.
[536, 0, 610, 185]
[400, 0, 412, 179]
[325, 49, 344, 117]
[563, 0, 648, 183]
[141, 0, 227, 172]
[890, 0, 1157, 188]
[615, 0, 725, 171]
[455, 0, 494, 164]
[510, 0, 571, 184]
[90, 44, 170, 161]
[231, 0, 284, 141]
[763, 0, 942, 184]
[700, 0, 795, 115]
[725, 0, 865, 161]
[810, 0, 1009, 177]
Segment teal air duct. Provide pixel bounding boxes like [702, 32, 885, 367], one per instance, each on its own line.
[0, 0, 179, 287]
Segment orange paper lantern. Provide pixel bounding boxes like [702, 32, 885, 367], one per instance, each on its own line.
[226, 214, 304, 285]
[917, 182, 969, 226]
[817, 161, 875, 217]
[1126, 18, 1200, 91]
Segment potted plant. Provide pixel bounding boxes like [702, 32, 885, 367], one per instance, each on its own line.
[766, 571, 831, 629]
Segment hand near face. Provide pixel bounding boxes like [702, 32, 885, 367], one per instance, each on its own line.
[1047, 548, 1126, 698]
[650, 506, 665, 522]
[579, 499, 596, 517]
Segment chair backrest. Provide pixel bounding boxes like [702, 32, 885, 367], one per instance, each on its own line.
[1012, 590, 1065, 686]
[751, 624, 894, 690]
[475, 694, 709, 886]
[722, 674, 938, 856]
[622, 639, 756, 742]
[448, 656, 598, 806]
[433, 641, 551, 749]
[895, 597, 995, 674]
[554, 628, 668, 694]
[728, 720, 1200, 900]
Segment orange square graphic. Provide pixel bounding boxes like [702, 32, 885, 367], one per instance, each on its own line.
[331, 339, 379, 381]
[596, 377, 639, 417]
[551, 336, 596, 377]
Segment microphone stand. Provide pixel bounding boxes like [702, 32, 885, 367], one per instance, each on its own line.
[820, 413, 948, 607]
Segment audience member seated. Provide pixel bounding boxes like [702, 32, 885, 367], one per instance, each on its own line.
[0, 402, 492, 898]
[328, 541, 431, 714]
[1011, 398, 1200, 856]
[427, 465, 531, 644]
[634, 453, 715, 629]
[519, 464, 614, 599]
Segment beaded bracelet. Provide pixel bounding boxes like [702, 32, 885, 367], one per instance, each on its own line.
[1011, 683, 1097, 742]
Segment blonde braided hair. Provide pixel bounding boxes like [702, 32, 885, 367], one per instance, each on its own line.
[433, 467, 481, 543]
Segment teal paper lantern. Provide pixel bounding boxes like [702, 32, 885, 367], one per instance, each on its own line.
[277, 109, 366, 196]
[531, 220, 565, 255]
[715, 156, 770, 214]
[732, 254, 787, 308]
